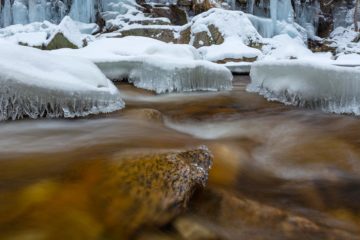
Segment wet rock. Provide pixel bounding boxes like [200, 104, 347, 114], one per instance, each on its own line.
[189, 188, 360, 240]
[173, 215, 219, 240]
[124, 108, 164, 123]
[0, 147, 213, 239]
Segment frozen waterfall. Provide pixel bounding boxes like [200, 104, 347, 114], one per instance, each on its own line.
[0, 0, 97, 27]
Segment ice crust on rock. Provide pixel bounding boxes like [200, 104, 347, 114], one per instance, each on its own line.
[248, 60, 360, 115]
[0, 40, 124, 121]
[53, 36, 233, 94]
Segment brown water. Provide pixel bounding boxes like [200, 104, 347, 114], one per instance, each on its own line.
[1, 76, 360, 239]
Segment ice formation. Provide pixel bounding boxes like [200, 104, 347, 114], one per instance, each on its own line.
[0, 40, 124, 121]
[248, 60, 360, 115]
[53, 36, 233, 93]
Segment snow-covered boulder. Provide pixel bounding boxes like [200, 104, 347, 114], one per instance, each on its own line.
[0, 17, 94, 49]
[0, 41, 124, 121]
[248, 60, 360, 115]
[53, 36, 233, 94]
[45, 16, 85, 49]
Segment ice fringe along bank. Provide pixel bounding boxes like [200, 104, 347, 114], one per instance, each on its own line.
[0, 40, 124, 121]
[247, 60, 360, 115]
[53, 36, 233, 94]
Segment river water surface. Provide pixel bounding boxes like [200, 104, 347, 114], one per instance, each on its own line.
[0, 76, 360, 239]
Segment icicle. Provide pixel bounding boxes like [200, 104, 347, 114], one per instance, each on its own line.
[2, 0, 13, 27]
[12, 0, 29, 25]
[29, 0, 46, 22]
[248, 0, 255, 14]
[270, 0, 277, 35]
[70, 0, 96, 23]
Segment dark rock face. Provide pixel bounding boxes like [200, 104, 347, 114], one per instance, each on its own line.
[45, 32, 79, 50]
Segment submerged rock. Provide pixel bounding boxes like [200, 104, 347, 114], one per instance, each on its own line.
[0, 147, 213, 239]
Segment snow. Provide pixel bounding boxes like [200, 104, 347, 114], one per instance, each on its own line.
[198, 36, 261, 62]
[46, 16, 84, 48]
[0, 40, 124, 121]
[53, 36, 233, 93]
[189, 8, 263, 46]
[248, 60, 360, 115]
[0, 17, 91, 48]
[260, 34, 313, 60]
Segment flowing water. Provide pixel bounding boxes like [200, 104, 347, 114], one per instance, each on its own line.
[0, 76, 360, 239]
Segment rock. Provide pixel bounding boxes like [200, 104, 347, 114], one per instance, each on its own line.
[188, 188, 360, 240]
[45, 32, 79, 50]
[178, 26, 191, 44]
[0, 147, 213, 239]
[191, 24, 224, 48]
[308, 39, 336, 53]
[118, 27, 177, 43]
[149, 5, 188, 26]
[123, 108, 164, 123]
[215, 57, 257, 64]
[192, 31, 212, 48]
[173, 216, 219, 240]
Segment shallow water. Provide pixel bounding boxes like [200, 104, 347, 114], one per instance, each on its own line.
[1, 76, 360, 239]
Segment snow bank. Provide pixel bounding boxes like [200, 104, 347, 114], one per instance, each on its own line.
[0, 41, 124, 121]
[53, 36, 233, 94]
[198, 36, 261, 62]
[248, 60, 360, 115]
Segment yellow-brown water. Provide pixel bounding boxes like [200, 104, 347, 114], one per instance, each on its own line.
[0, 76, 360, 239]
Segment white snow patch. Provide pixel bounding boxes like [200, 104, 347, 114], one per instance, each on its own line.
[0, 40, 124, 121]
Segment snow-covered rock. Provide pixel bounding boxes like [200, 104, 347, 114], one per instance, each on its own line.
[188, 8, 263, 47]
[53, 36, 233, 94]
[0, 40, 124, 121]
[0, 17, 93, 48]
[45, 16, 85, 49]
[248, 60, 360, 115]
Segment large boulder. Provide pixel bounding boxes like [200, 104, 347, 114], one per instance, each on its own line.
[0, 147, 213, 239]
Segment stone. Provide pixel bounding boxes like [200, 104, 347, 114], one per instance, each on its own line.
[44, 32, 79, 50]
[0, 147, 213, 239]
[118, 27, 177, 43]
[150, 5, 188, 26]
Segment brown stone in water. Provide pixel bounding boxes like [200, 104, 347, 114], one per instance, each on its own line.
[0, 147, 213, 239]
[216, 57, 257, 64]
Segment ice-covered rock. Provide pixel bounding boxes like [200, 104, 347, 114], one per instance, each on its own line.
[248, 60, 360, 115]
[0, 40, 124, 121]
[53, 36, 233, 94]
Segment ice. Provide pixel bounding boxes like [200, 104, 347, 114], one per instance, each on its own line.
[12, 0, 29, 25]
[1, 0, 12, 27]
[247, 14, 307, 40]
[248, 60, 360, 115]
[70, 0, 96, 23]
[53, 36, 233, 94]
[0, 40, 124, 121]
